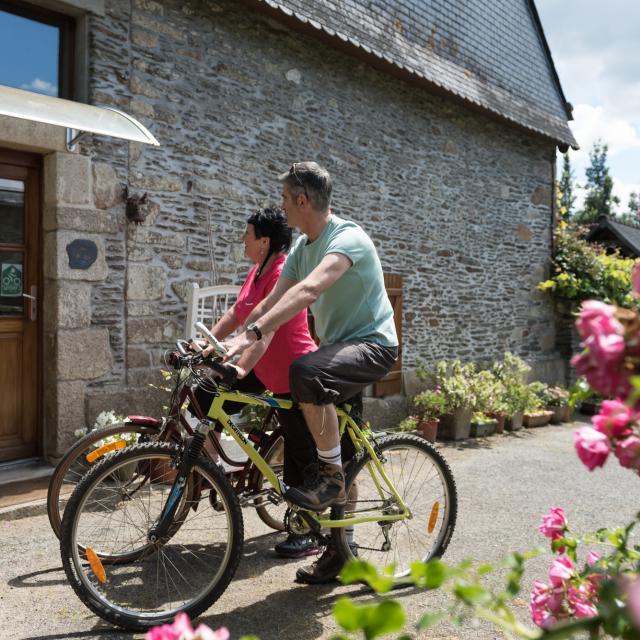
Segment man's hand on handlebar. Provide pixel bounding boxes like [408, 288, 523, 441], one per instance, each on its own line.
[221, 331, 256, 363]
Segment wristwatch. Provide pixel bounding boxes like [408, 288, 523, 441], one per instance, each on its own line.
[246, 322, 262, 341]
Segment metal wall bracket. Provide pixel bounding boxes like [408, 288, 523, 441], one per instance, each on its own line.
[66, 128, 90, 152]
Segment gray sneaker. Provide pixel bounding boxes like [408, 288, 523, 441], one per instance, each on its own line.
[285, 461, 346, 511]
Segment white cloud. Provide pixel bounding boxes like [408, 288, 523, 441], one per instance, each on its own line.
[20, 78, 57, 96]
[569, 104, 640, 159]
[612, 177, 640, 214]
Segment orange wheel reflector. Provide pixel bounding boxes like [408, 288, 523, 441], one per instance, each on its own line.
[428, 502, 440, 534]
[85, 439, 126, 463]
[86, 547, 107, 584]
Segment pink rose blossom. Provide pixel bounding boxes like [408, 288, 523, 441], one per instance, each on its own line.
[539, 507, 568, 541]
[548, 556, 575, 588]
[626, 576, 640, 630]
[145, 614, 229, 640]
[586, 551, 601, 567]
[530, 580, 566, 629]
[614, 435, 640, 471]
[574, 427, 611, 471]
[592, 400, 636, 438]
[571, 342, 629, 399]
[576, 301, 623, 340]
[632, 263, 640, 297]
[572, 600, 598, 618]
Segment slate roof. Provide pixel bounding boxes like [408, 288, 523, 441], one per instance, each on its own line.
[587, 216, 640, 257]
[252, 0, 577, 149]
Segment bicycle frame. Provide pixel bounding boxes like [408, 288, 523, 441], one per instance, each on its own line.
[206, 387, 412, 529]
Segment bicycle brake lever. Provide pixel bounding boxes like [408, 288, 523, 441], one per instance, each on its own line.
[194, 322, 227, 357]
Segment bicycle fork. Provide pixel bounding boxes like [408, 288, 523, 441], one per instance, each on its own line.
[148, 420, 210, 543]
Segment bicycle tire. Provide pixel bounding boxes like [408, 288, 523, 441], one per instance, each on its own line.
[60, 441, 244, 631]
[47, 422, 161, 539]
[331, 433, 457, 580]
[254, 433, 286, 531]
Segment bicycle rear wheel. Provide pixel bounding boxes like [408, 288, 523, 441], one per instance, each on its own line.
[331, 433, 457, 580]
[60, 442, 244, 631]
[47, 421, 160, 539]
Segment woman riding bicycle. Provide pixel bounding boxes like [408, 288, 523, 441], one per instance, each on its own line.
[199, 206, 322, 559]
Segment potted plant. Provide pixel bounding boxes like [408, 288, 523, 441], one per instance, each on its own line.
[522, 381, 554, 427]
[544, 385, 571, 424]
[492, 353, 530, 431]
[432, 360, 476, 441]
[470, 411, 497, 437]
[412, 388, 446, 442]
[471, 369, 507, 434]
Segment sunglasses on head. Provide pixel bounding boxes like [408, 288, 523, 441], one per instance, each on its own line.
[290, 163, 309, 198]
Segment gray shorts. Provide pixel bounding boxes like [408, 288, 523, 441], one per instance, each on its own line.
[289, 340, 399, 405]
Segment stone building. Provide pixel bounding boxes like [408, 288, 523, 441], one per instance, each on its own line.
[0, 0, 576, 464]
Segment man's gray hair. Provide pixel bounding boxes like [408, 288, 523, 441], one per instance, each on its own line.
[279, 161, 332, 212]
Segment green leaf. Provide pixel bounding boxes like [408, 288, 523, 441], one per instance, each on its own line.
[417, 611, 446, 630]
[410, 558, 446, 589]
[453, 581, 491, 606]
[333, 598, 406, 640]
[339, 559, 394, 593]
[477, 563, 494, 576]
[334, 597, 363, 632]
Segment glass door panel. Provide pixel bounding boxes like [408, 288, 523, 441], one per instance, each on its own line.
[0, 178, 24, 244]
[0, 250, 24, 316]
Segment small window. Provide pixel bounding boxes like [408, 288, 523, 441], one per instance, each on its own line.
[0, 0, 75, 98]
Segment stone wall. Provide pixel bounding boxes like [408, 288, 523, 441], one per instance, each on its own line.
[69, 0, 561, 430]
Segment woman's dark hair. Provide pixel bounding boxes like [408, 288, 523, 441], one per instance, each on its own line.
[247, 206, 292, 277]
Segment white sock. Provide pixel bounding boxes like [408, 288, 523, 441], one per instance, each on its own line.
[317, 444, 342, 467]
[345, 527, 355, 545]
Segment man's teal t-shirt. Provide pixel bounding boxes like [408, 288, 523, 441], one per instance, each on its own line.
[281, 215, 398, 347]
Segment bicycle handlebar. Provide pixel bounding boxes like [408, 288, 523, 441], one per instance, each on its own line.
[195, 321, 227, 357]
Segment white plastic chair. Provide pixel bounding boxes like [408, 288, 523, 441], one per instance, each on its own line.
[185, 283, 241, 339]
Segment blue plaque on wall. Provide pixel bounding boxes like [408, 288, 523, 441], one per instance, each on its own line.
[67, 239, 97, 269]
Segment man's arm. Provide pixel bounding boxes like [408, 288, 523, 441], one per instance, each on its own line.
[243, 275, 297, 327]
[224, 253, 351, 360]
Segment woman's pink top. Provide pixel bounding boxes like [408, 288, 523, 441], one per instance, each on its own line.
[234, 254, 317, 394]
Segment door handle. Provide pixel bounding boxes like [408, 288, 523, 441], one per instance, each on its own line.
[22, 286, 37, 321]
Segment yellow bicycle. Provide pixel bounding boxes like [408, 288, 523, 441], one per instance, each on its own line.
[60, 327, 457, 631]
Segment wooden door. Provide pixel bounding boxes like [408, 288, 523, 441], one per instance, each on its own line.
[372, 273, 402, 397]
[0, 149, 40, 462]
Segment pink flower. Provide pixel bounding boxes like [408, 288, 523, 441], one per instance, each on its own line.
[539, 507, 568, 541]
[614, 435, 640, 471]
[571, 339, 628, 399]
[572, 600, 598, 618]
[576, 301, 623, 340]
[574, 427, 611, 471]
[530, 580, 565, 629]
[548, 556, 575, 588]
[146, 613, 194, 640]
[586, 551, 601, 567]
[626, 576, 640, 630]
[194, 627, 229, 640]
[632, 263, 640, 297]
[592, 400, 636, 438]
[145, 614, 229, 640]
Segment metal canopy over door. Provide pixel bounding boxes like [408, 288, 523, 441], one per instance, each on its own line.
[0, 149, 40, 462]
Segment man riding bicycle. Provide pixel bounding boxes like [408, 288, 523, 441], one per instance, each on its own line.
[221, 161, 398, 583]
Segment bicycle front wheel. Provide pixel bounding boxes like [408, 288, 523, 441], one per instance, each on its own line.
[60, 442, 244, 631]
[47, 421, 160, 539]
[331, 433, 457, 579]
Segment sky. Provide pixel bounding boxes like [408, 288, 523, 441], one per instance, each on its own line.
[536, 0, 640, 214]
[0, 10, 59, 96]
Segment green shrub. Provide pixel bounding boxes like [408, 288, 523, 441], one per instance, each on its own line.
[538, 223, 637, 308]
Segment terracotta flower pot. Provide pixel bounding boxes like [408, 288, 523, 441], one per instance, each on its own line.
[416, 418, 439, 443]
[505, 411, 524, 431]
[560, 405, 573, 423]
[439, 408, 472, 441]
[523, 410, 553, 428]
[549, 406, 564, 425]
[488, 412, 506, 434]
